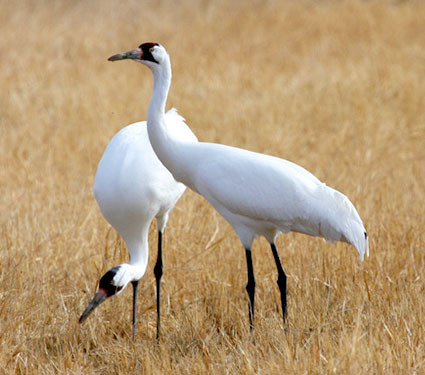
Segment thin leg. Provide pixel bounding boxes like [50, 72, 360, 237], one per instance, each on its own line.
[131, 280, 139, 341]
[245, 248, 256, 331]
[270, 243, 287, 321]
[153, 231, 163, 342]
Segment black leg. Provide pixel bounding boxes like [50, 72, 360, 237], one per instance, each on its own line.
[131, 280, 139, 341]
[270, 243, 287, 321]
[153, 231, 163, 342]
[245, 248, 256, 331]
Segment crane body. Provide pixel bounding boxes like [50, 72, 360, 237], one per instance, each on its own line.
[107, 42, 368, 330]
[79, 109, 197, 340]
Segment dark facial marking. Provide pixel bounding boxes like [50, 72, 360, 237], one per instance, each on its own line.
[138, 42, 160, 64]
[99, 266, 122, 297]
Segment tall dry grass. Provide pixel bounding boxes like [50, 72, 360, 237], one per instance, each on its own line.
[1, 0, 424, 373]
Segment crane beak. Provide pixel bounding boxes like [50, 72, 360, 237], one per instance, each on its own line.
[108, 48, 142, 62]
[79, 289, 107, 323]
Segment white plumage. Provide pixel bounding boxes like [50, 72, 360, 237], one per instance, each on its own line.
[107, 42, 369, 329]
[178, 143, 368, 259]
[93, 109, 195, 264]
[79, 109, 197, 340]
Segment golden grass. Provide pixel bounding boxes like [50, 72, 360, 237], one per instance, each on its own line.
[1, 0, 424, 373]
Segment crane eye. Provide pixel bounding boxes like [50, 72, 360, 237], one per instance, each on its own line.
[149, 47, 155, 53]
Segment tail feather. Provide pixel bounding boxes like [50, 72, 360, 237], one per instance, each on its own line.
[165, 108, 198, 142]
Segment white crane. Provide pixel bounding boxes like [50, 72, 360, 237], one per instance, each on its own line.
[79, 110, 197, 340]
[108, 42, 369, 330]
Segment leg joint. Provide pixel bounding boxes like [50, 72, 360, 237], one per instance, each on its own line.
[246, 279, 256, 290]
[154, 262, 163, 279]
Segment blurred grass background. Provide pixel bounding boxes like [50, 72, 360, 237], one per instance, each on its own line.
[1, 0, 424, 373]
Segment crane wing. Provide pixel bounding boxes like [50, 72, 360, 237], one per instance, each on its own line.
[190, 142, 321, 224]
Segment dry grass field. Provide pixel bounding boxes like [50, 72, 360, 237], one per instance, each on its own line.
[1, 0, 424, 373]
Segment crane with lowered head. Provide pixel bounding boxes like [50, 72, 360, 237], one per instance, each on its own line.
[79, 109, 197, 340]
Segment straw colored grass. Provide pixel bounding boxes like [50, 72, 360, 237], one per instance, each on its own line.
[1, 0, 424, 374]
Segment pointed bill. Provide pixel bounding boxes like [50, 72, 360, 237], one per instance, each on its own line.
[79, 289, 107, 323]
[108, 49, 141, 62]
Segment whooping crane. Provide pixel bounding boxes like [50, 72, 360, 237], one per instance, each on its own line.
[79, 110, 197, 340]
[108, 42, 369, 330]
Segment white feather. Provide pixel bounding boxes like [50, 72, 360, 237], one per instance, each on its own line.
[141, 44, 368, 261]
[106, 42, 369, 328]
[93, 108, 197, 280]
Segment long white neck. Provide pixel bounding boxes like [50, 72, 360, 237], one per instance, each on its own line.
[118, 225, 150, 283]
[147, 61, 171, 122]
[146, 58, 194, 185]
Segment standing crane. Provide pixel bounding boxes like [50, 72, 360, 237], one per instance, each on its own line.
[107, 42, 369, 330]
[79, 110, 197, 340]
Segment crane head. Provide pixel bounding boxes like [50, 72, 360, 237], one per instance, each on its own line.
[79, 265, 127, 324]
[108, 42, 167, 67]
